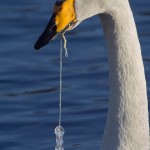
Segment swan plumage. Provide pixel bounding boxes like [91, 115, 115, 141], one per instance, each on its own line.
[34, 0, 149, 149]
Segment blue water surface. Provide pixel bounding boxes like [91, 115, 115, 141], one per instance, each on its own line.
[0, 0, 150, 150]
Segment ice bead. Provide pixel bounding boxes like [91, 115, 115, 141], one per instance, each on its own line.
[55, 145, 64, 150]
[55, 126, 65, 136]
[56, 136, 64, 145]
[55, 126, 65, 149]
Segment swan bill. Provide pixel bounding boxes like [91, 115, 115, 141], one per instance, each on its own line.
[34, 0, 76, 50]
[34, 14, 57, 50]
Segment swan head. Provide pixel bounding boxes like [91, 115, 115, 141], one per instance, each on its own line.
[34, 0, 106, 50]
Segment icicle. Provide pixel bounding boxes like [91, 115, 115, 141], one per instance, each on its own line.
[62, 32, 68, 57]
[55, 38, 65, 150]
[55, 126, 65, 150]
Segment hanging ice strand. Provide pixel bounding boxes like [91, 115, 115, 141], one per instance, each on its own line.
[55, 126, 65, 150]
[55, 37, 65, 150]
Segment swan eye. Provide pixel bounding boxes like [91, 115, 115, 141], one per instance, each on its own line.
[54, 0, 77, 32]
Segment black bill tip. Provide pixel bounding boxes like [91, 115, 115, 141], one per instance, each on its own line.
[34, 27, 57, 50]
[34, 14, 57, 50]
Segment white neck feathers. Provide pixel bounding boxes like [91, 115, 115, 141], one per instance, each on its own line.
[99, 1, 149, 150]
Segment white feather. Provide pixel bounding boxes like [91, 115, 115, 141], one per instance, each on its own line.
[74, 0, 149, 149]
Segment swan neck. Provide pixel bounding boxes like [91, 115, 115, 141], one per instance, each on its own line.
[99, 2, 149, 150]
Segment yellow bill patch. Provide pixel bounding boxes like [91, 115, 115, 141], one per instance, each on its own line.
[54, 0, 76, 32]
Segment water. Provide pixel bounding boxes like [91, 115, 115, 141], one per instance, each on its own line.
[0, 0, 150, 150]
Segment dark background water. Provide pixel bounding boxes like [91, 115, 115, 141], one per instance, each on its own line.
[0, 0, 150, 150]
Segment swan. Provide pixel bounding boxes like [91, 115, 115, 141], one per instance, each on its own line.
[34, 0, 149, 149]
